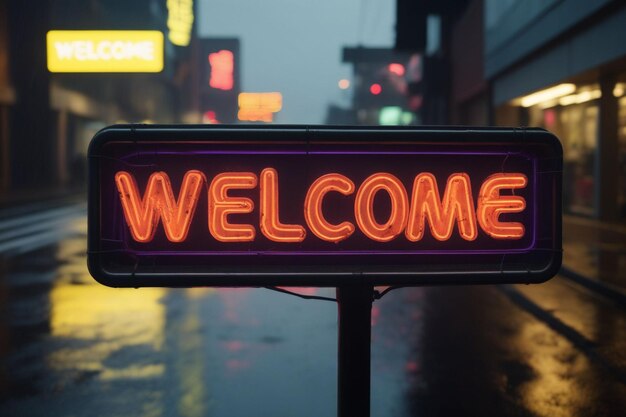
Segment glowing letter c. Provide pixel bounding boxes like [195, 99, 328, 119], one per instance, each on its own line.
[304, 173, 355, 242]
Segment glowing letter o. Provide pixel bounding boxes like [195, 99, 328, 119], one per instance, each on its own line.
[354, 173, 409, 242]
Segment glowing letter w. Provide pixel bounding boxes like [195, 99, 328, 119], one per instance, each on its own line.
[115, 170, 205, 243]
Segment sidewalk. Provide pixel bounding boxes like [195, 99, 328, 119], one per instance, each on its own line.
[562, 214, 626, 303]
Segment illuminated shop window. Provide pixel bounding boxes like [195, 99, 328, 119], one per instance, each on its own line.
[520, 84, 601, 216]
[618, 93, 626, 220]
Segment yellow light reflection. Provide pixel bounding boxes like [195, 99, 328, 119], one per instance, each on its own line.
[100, 364, 165, 380]
[50, 282, 166, 346]
[176, 300, 206, 417]
[49, 232, 166, 384]
[514, 321, 589, 417]
[185, 287, 216, 299]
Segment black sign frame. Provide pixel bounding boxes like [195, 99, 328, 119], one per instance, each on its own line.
[87, 125, 562, 287]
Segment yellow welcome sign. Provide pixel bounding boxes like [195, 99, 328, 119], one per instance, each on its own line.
[47, 31, 164, 73]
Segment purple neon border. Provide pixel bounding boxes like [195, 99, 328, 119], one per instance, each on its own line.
[117, 247, 546, 256]
[105, 146, 539, 256]
[532, 157, 538, 251]
[119, 150, 524, 158]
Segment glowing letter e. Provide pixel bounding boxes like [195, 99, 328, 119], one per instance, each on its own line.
[115, 170, 205, 243]
[477, 173, 527, 239]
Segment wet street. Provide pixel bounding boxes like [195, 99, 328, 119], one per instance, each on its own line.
[1, 202, 626, 417]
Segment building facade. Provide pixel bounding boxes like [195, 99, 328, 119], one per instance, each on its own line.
[486, 0, 626, 223]
[395, 0, 626, 225]
[1, 0, 199, 203]
[341, 47, 416, 126]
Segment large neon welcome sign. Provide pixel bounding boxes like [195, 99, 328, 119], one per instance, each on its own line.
[114, 169, 527, 244]
[88, 126, 562, 287]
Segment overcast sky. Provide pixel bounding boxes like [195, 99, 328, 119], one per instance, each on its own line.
[198, 0, 395, 123]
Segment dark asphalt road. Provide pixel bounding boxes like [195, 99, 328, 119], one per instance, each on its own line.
[0, 204, 625, 417]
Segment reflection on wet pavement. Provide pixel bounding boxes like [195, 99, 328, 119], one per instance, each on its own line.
[0, 215, 340, 416]
[50, 221, 167, 387]
[371, 287, 424, 417]
[515, 320, 587, 417]
[563, 216, 626, 290]
[514, 279, 626, 375]
[408, 285, 626, 417]
[1, 213, 626, 416]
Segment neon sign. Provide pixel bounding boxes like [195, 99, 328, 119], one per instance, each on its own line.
[388, 63, 405, 77]
[238, 92, 282, 122]
[114, 169, 526, 245]
[209, 50, 234, 90]
[47, 31, 164, 73]
[88, 126, 562, 287]
[167, 0, 194, 47]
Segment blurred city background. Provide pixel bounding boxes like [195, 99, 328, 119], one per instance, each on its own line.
[1, 0, 626, 416]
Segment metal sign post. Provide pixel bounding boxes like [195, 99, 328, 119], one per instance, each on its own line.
[337, 285, 374, 417]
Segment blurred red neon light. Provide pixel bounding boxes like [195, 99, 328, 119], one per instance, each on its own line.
[370, 83, 382, 95]
[388, 63, 405, 76]
[203, 110, 219, 124]
[208, 50, 234, 90]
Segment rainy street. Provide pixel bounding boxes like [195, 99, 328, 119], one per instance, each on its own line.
[0, 201, 625, 417]
[2, 0, 626, 415]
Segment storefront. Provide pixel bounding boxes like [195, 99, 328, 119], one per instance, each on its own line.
[494, 74, 626, 223]
[486, 0, 626, 224]
[618, 85, 626, 220]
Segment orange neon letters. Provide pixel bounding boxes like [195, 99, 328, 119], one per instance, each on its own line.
[354, 173, 409, 242]
[116, 169, 528, 244]
[304, 173, 356, 242]
[208, 173, 257, 242]
[115, 170, 205, 243]
[477, 173, 527, 239]
[259, 168, 306, 242]
[405, 173, 477, 241]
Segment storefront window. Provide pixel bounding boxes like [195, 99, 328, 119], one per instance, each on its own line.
[527, 85, 600, 216]
[618, 92, 626, 220]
